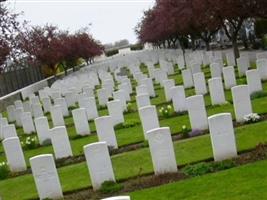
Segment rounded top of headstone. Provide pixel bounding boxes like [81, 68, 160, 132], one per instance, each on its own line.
[208, 113, 231, 121]
[72, 108, 86, 113]
[84, 141, 107, 150]
[186, 94, 204, 102]
[231, 85, 248, 93]
[2, 136, 19, 143]
[34, 116, 47, 122]
[146, 127, 170, 138]
[208, 77, 222, 83]
[29, 154, 54, 163]
[95, 115, 112, 122]
[139, 105, 156, 112]
[50, 126, 66, 133]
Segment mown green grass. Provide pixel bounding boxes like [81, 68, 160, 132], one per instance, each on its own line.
[0, 63, 266, 199]
[131, 159, 267, 200]
[1, 120, 267, 199]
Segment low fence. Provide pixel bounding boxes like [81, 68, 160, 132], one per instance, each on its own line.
[0, 64, 45, 97]
[0, 65, 82, 112]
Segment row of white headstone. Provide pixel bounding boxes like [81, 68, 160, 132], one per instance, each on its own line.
[27, 108, 238, 199]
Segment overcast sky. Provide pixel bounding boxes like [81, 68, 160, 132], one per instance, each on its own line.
[7, 0, 155, 44]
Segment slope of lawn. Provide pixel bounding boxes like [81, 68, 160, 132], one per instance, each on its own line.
[131, 159, 267, 200]
[1, 120, 267, 199]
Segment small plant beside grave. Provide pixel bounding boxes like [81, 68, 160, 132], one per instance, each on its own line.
[99, 181, 124, 194]
[125, 102, 136, 113]
[21, 136, 39, 150]
[250, 91, 267, 100]
[159, 105, 173, 118]
[243, 113, 261, 124]
[181, 125, 190, 138]
[0, 162, 10, 180]
[183, 160, 236, 177]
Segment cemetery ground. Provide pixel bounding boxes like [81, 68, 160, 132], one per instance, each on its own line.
[1, 61, 267, 199]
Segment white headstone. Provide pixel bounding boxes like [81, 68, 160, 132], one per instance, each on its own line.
[139, 105, 160, 139]
[0, 118, 8, 139]
[226, 52, 236, 66]
[246, 69, 263, 95]
[190, 63, 201, 74]
[34, 117, 50, 145]
[147, 127, 177, 175]
[41, 97, 52, 114]
[182, 69, 194, 89]
[193, 72, 207, 95]
[163, 79, 175, 102]
[50, 126, 73, 159]
[231, 85, 253, 122]
[23, 101, 32, 113]
[237, 56, 250, 77]
[186, 95, 208, 130]
[72, 108, 90, 136]
[136, 85, 149, 96]
[6, 105, 16, 122]
[3, 137, 26, 172]
[15, 107, 24, 127]
[78, 97, 99, 121]
[256, 58, 267, 80]
[140, 78, 156, 97]
[54, 98, 69, 117]
[208, 78, 226, 105]
[84, 142, 115, 190]
[113, 90, 127, 111]
[208, 113, 237, 161]
[136, 94, 151, 109]
[30, 154, 63, 200]
[170, 86, 187, 113]
[222, 66, 237, 89]
[21, 112, 36, 134]
[107, 100, 124, 125]
[210, 63, 222, 78]
[50, 105, 65, 127]
[32, 103, 44, 119]
[2, 124, 17, 139]
[95, 116, 118, 149]
[14, 100, 23, 109]
[97, 88, 109, 106]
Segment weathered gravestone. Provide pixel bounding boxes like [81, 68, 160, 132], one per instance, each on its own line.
[95, 116, 118, 149]
[170, 86, 187, 113]
[231, 85, 253, 122]
[3, 137, 26, 172]
[208, 113, 237, 161]
[139, 105, 160, 139]
[84, 142, 115, 190]
[222, 66, 237, 89]
[21, 112, 36, 134]
[208, 78, 226, 105]
[50, 126, 73, 159]
[72, 108, 91, 136]
[30, 154, 63, 200]
[107, 100, 124, 126]
[34, 117, 50, 145]
[186, 95, 208, 130]
[147, 127, 177, 175]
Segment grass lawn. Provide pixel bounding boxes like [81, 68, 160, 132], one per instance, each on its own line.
[130, 159, 267, 200]
[0, 63, 265, 199]
[1, 120, 267, 199]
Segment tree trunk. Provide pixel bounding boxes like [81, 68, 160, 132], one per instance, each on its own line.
[232, 37, 240, 65]
[205, 40, 210, 51]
